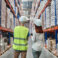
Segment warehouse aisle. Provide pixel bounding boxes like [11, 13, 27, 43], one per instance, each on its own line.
[0, 38, 33, 58]
[12, 38, 33, 58]
[0, 38, 57, 58]
[0, 0, 58, 58]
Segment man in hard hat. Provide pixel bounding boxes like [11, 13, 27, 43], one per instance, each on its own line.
[31, 19, 44, 58]
[13, 16, 30, 58]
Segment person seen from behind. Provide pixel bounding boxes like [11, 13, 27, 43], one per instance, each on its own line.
[13, 16, 30, 58]
[32, 19, 44, 58]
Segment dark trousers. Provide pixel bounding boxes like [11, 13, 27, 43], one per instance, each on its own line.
[32, 49, 41, 58]
[14, 50, 27, 58]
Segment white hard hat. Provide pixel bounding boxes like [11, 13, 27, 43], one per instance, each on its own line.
[19, 16, 29, 23]
[34, 19, 42, 26]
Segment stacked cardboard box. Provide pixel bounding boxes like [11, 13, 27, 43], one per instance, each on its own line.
[35, 0, 40, 12]
[0, 35, 5, 54]
[0, 0, 15, 31]
[42, 11, 46, 29]
[38, 1, 46, 15]
[51, 0, 55, 26]
[7, 8, 14, 30]
[31, 2, 35, 17]
[1, 0, 6, 27]
[9, 12, 14, 30]
[7, 8, 11, 28]
[56, 0, 58, 25]
[41, 14, 44, 29]
[46, 37, 56, 52]
[0, 0, 2, 25]
[46, 6, 51, 28]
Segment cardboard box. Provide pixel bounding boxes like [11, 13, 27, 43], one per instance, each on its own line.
[1, 0, 6, 27]
[46, 6, 51, 28]
[51, 0, 55, 26]
[47, 38, 56, 51]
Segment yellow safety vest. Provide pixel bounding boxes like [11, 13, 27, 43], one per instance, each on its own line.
[13, 26, 29, 51]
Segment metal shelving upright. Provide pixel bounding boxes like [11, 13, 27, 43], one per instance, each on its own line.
[34, 0, 58, 48]
[54, 0, 58, 48]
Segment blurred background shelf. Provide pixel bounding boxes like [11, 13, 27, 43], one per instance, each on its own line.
[43, 26, 58, 32]
[0, 26, 13, 33]
[5, 0, 17, 18]
[38, 0, 51, 18]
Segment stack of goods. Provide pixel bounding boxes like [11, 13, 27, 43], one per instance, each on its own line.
[7, 8, 14, 30]
[1, 0, 6, 27]
[38, 1, 46, 14]
[41, 14, 44, 29]
[35, 10, 39, 18]
[7, 8, 11, 29]
[0, 0, 2, 25]
[47, 38, 56, 51]
[56, 0, 58, 25]
[51, 0, 55, 26]
[0, 36, 8, 54]
[42, 11, 46, 29]
[31, 2, 35, 17]
[46, 6, 51, 28]
[46, 36, 56, 55]
[35, 0, 40, 12]
[11, 17, 14, 30]
[4, 37, 8, 50]
[9, 12, 13, 30]
[56, 43, 58, 56]
[0, 35, 5, 54]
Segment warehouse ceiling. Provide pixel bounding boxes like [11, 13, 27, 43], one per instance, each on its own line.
[20, 0, 33, 18]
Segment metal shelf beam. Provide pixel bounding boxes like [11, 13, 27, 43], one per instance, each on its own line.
[43, 26, 58, 32]
[38, 0, 51, 18]
[5, 0, 17, 18]
[0, 26, 13, 33]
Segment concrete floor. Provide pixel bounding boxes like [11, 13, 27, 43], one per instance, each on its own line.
[0, 39, 57, 58]
[0, 39, 33, 58]
[26, 38, 33, 58]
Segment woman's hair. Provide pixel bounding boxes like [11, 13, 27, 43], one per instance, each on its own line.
[35, 25, 43, 33]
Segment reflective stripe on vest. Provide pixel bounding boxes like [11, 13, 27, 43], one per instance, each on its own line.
[13, 43, 27, 46]
[13, 44, 28, 51]
[14, 37, 26, 40]
[13, 26, 29, 51]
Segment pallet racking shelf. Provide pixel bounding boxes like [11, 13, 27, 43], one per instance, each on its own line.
[38, 0, 51, 18]
[35, 0, 40, 14]
[5, 0, 17, 18]
[34, 0, 58, 54]
[0, 26, 13, 33]
[43, 26, 58, 32]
